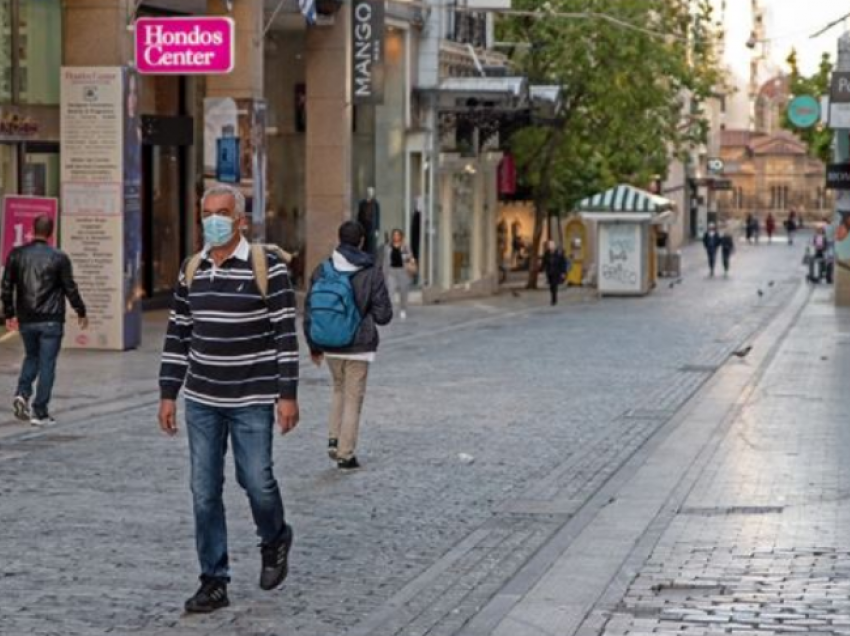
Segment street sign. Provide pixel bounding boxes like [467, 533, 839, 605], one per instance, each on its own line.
[831, 72, 850, 103]
[826, 163, 850, 190]
[135, 17, 235, 75]
[788, 95, 820, 129]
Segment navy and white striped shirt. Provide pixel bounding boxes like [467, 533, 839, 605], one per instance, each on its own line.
[159, 238, 299, 408]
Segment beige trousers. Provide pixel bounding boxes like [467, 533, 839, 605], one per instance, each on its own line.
[326, 358, 370, 460]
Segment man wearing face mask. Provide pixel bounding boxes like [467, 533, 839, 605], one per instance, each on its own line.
[158, 185, 299, 613]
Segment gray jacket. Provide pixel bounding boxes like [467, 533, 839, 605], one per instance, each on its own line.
[304, 245, 393, 355]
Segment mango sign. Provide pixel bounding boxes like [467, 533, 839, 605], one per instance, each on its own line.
[135, 17, 234, 75]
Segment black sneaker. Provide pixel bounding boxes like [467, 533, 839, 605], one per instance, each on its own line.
[30, 413, 56, 427]
[260, 524, 293, 591]
[337, 457, 361, 470]
[327, 438, 339, 460]
[184, 576, 229, 614]
[13, 396, 30, 422]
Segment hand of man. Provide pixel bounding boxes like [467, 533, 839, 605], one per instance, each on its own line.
[5, 318, 19, 331]
[158, 399, 179, 437]
[78, 316, 89, 330]
[277, 399, 299, 435]
[311, 353, 323, 367]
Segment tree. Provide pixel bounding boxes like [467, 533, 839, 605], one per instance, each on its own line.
[782, 49, 833, 165]
[498, 0, 722, 288]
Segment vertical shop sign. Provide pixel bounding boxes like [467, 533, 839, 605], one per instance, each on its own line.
[352, 0, 385, 104]
[60, 67, 142, 351]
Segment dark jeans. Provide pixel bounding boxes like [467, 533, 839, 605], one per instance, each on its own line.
[707, 250, 717, 274]
[185, 400, 286, 581]
[17, 321, 64, 417]
[549, 281, 559, 305]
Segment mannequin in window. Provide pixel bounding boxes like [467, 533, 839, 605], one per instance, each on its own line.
[357, 187, 381, 256]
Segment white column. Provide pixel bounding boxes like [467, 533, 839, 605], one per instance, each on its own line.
[470, 165, 484, 281]
[439, 172, 454, 290]
[484, 164, 499, 277]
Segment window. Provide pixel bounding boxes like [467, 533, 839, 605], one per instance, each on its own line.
[0, 0, 11, 102]
[18, 0, 61, 104]
[0, 0, 60, 104]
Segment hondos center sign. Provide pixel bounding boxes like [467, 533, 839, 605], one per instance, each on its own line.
[135, 17, 234, 75]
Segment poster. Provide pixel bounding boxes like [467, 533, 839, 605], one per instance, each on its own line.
[60, 67, 141, 350]
[203, 97, 267, 242]
[1, 196, 58, 267]
[598, 222, 643, 294]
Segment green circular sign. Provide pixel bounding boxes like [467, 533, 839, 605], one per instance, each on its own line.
[788, 95, 820, 129]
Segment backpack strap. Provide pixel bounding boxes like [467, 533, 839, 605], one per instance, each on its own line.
[184, 252, 204, 290]
[251, 244, 269, 299]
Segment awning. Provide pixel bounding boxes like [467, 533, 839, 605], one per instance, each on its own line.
[428, 77, 529, 113]
[577, 184, 675, 214]
[530, 85, 562, 118]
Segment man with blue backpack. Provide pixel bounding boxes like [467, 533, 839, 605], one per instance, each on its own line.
[304, 220, 393, 470]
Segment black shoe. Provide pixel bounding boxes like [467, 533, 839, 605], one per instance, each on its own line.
[337, 457, 361, 470]
[327, 438, 339, 460]
[260, 524, 293, 591]
[13, 396, 30, 422]
[184, 577, 229, 614]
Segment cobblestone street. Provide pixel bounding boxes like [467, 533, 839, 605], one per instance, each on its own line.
[0, 240, 824, 636]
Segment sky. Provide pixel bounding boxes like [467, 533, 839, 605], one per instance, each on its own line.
[721, 0, 846, 76]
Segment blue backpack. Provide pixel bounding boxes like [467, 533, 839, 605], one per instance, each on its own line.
[308, 260, 362, 349]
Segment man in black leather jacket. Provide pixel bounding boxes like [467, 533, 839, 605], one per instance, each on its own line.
[1, 215, 87, 426]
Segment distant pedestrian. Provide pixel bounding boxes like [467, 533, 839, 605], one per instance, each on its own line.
[753, 216, 761, 244]
[785, 210, 798, 246]
[1, 215, 88, 426]
[703, 223, 722, 277]
[720, 229, 735, 277]
[745, 213, 756, 244]
[541, 240, 568, 306]
[305, 220, 392, 470]
[158, 184, 299, 614]
[765, 213, 776, 243]
[383, 229, 415, 321]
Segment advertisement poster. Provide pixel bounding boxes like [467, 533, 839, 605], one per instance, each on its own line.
[598, 222, 643, 295]
[1, 196, 58, 268]
[203, 97, 267, 242]
[60, 67, 142, 350]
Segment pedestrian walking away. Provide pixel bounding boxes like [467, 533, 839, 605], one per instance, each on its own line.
[702, 223, 722, 277]
[765, 213, 776, 243]
[304, 220, 392, 470]
[158, 184, 300, 614]
[541, 240, 568, 306]
[745, 213, 755, 244]
[383, 229, 416, 320]
[1, 215, 88, 426]
[785, 210, 798, 246]
[720, 228, 735, 277]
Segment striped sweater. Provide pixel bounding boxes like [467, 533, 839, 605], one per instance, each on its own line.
[159, 239, 299, 408]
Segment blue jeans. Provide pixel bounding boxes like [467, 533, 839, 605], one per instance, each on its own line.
[185, 400, 286, 581]
[17, 322, 64, 417]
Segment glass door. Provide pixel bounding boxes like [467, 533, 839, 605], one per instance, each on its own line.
[21, 142, 59, 197]
[142, 144, 183, 299]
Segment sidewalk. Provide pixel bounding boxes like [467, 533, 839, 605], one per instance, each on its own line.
[456, 282, 850, 636]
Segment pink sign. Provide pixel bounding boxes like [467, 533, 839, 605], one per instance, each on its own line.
[135, 17, 235, 75]
[1, 196, 59, 266]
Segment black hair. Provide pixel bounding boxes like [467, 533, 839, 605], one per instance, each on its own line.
[33, 215, 54, 239]
[339, 220, 365, 247]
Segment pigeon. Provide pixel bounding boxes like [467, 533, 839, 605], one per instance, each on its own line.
[732, 346, 753, 359]
[669, 282, 676, 289]
[675, 278, 683, 285]
[757, 289, 764, 297]
[511, 290, 521, 298]
[768, 281, 775, 287]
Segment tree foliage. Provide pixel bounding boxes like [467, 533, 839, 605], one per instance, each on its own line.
[782, 49, 833, 165]
[497, 0, 722, 287]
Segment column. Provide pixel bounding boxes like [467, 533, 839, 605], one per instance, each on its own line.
[470, 166, 484, 281]
[207, 0, 266, 242]
[305, 9, 353, 276]
[484, 163, 499, 279]
[439, 172, 454, 290]
[835, 33, 850, 306]
[62, 0, 133, 66]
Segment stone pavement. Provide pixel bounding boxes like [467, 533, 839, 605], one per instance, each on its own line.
[0, 239, 814, 635]
[581, 283, 850, 636]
